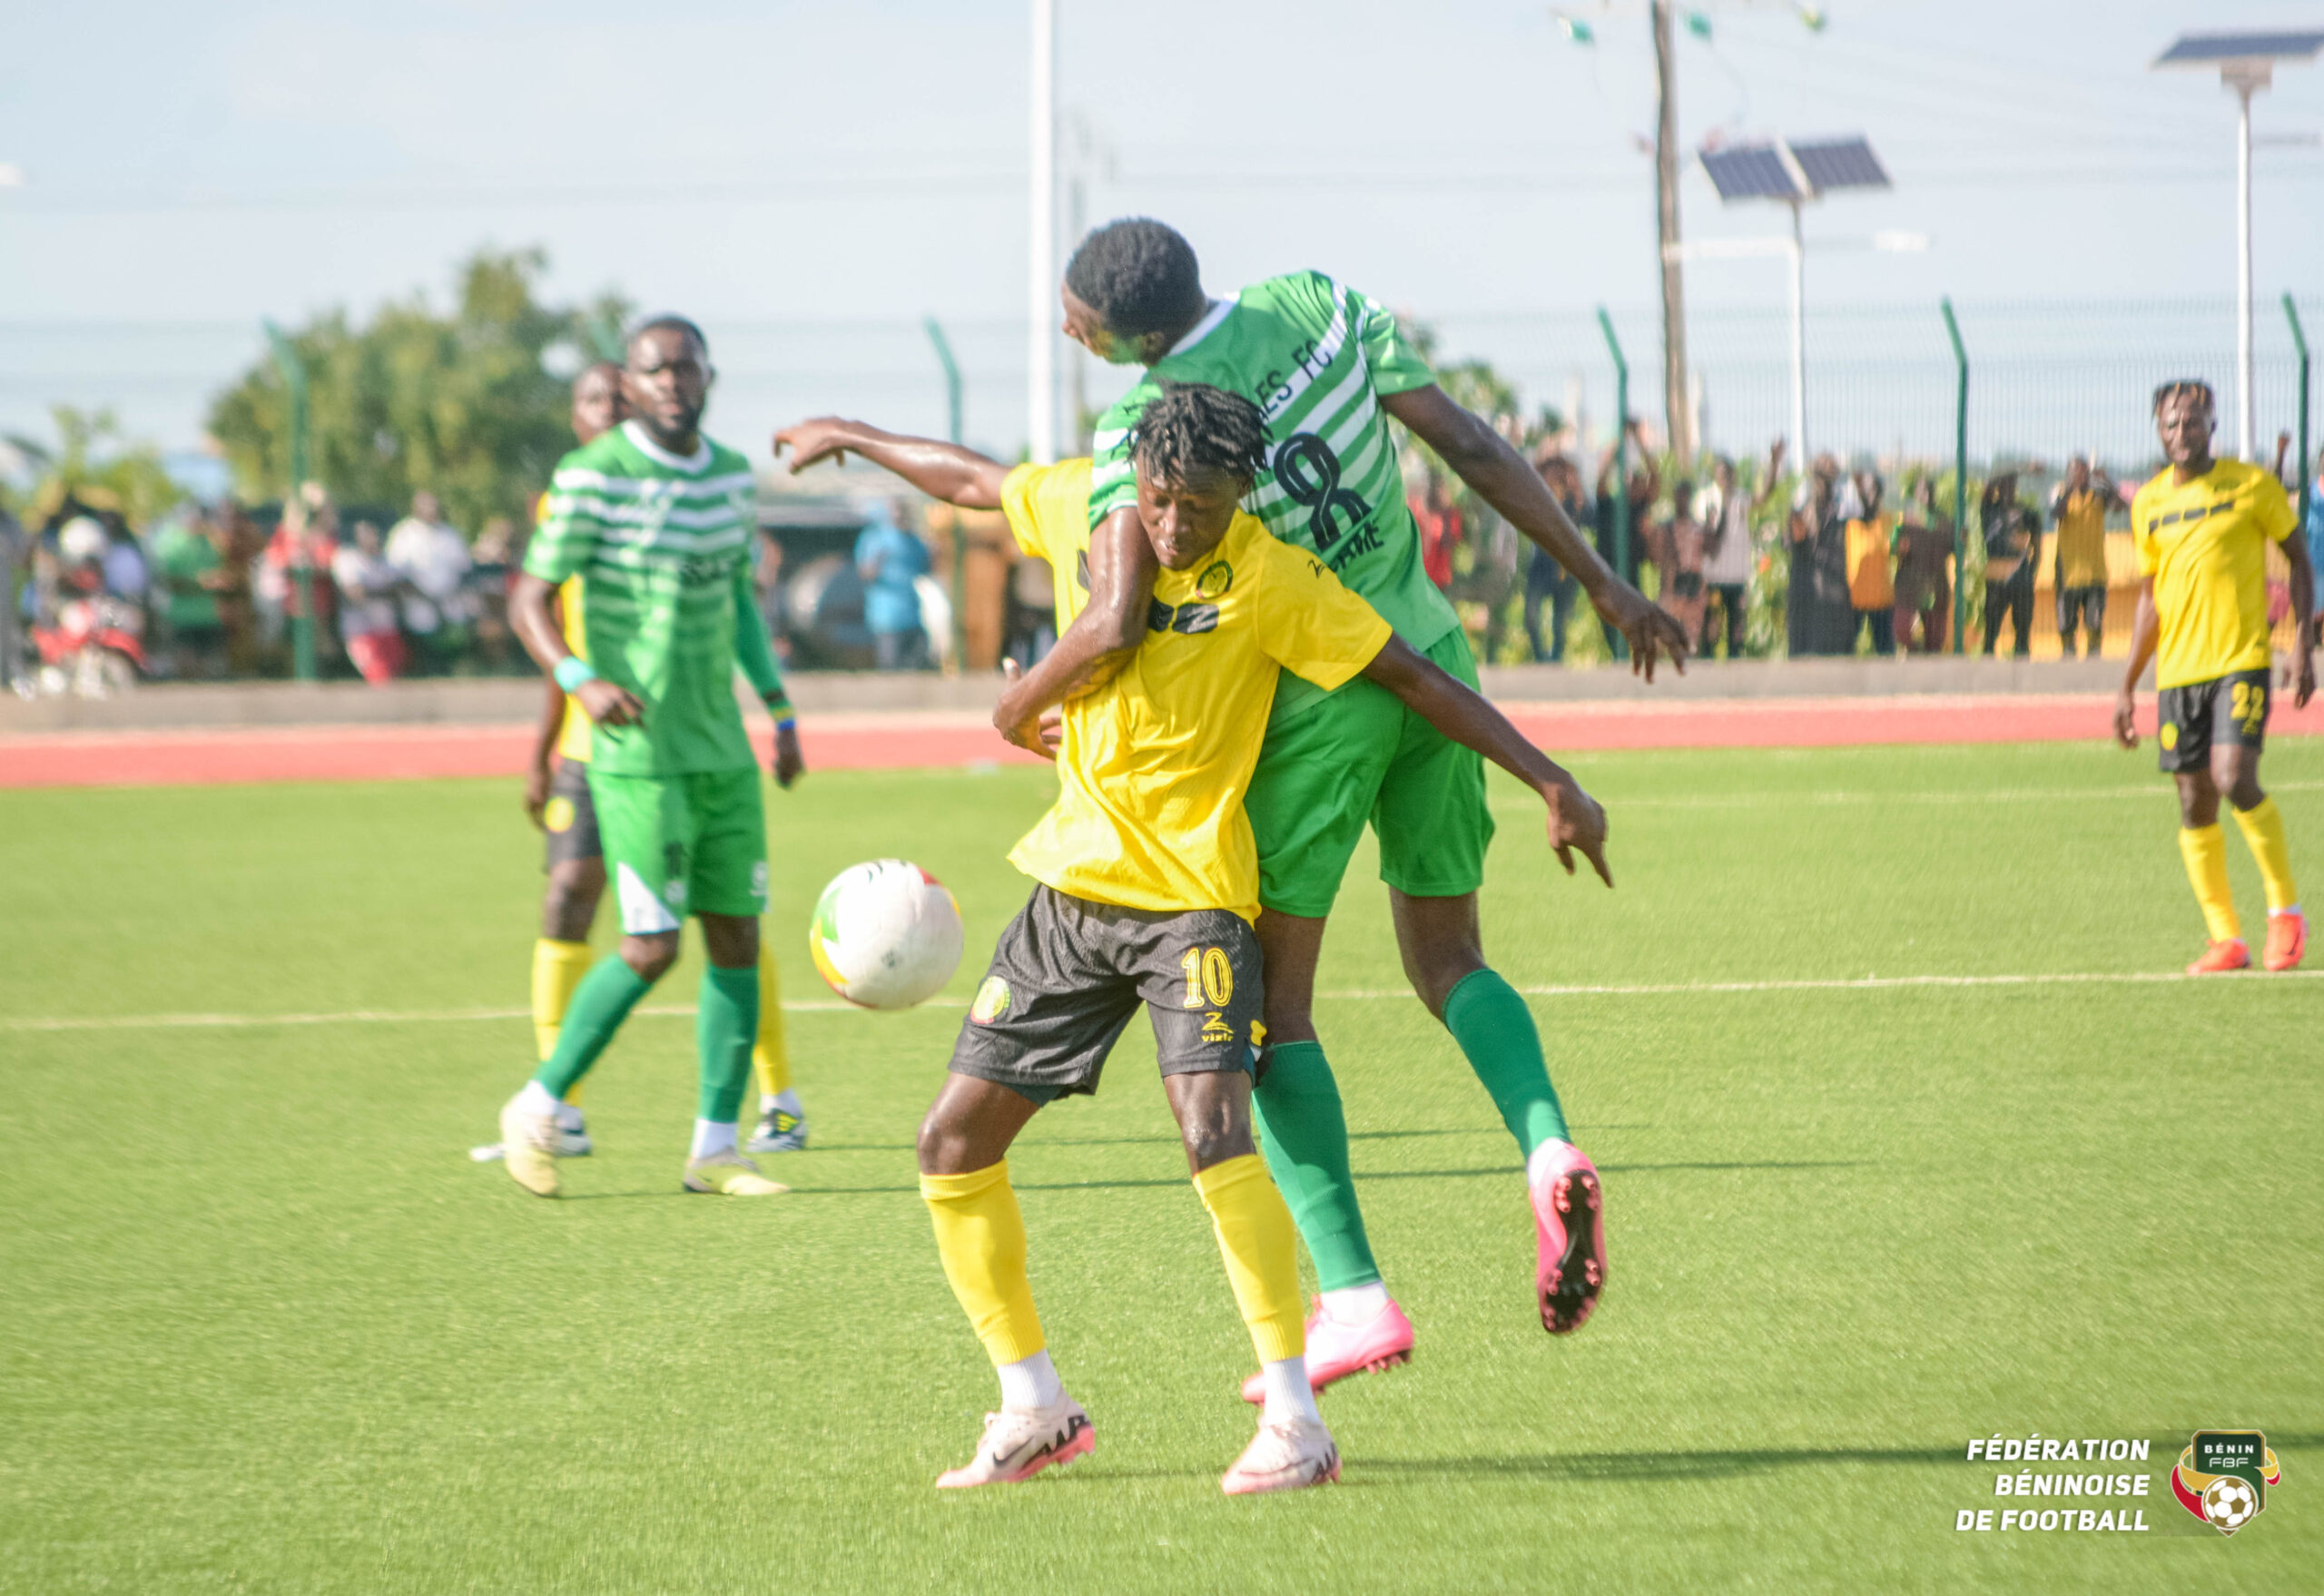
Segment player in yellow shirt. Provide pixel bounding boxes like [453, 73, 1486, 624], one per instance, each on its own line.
[2115, 380, 2315, 972]
[780, 386, 1611, 1494]
[501, 360, 808, 1165]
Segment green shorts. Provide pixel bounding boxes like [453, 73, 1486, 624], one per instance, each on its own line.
[587, 766, 768, 935]
[1246, 628, 1494, 918]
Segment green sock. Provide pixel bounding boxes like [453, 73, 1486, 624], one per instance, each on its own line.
[696, 963, 759, 1124]
[1442, 969, 1569, 1157]
[531, 955, 652, 1100]
[1252, 1040, 1381, 1293]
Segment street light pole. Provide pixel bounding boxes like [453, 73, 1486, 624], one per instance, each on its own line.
[1650, 0, 1691, 462]
[1027, 0, 1058, 466]
[2235, 74, 2256, 461]
[1787, 200, 1807, 462]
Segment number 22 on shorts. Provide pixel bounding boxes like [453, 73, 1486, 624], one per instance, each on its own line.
[2230, 680, 2265, 735]
[1180, 946, 1234, 1008]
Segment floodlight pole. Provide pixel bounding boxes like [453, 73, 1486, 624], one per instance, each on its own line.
[1598, 306, 1632, 664]
[1941, 297, 1969, 655]
[1787, 199, 1807, 463]
[262, 319, 316, 685]
[2288, 293, 2311, 530]
[925, 316, 969, 671]
[2235, 73, 2258, 460]
[1027, 0, 1058, 466]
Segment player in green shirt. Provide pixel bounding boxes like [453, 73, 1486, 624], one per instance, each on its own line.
[1001, 220, 1679, 1391]
[495, 315, 800, 1200]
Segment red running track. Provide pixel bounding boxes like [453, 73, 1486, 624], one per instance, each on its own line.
[1, 694, 2317, 789]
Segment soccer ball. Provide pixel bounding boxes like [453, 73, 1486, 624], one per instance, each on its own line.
[809, 859, 964, 1010]
[2202, 1476, 2258, 1532]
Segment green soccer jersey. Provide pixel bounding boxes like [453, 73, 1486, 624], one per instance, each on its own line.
[1088, 270, 1458, 719]
[525, 419, 763, 777]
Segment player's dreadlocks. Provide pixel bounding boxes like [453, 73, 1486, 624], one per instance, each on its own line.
[2152, 378, 2214, 415]
[1064, 218, 1206, 339]
[1131, 381, 1271, 489]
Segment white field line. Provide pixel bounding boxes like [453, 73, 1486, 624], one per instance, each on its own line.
[1491, 778, 2324, 815]
[9, 968, 2318, 1034]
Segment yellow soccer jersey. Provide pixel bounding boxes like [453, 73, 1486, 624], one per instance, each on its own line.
[2132, 458, 2295, 688]
[999, 458, 1393, 921]
[554, 575, 592, 763]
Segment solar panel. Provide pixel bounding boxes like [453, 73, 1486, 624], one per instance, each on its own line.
[1789, 137, 1890, 193]
[1699, 144, 1805, 202]
[2156, 31, 2324, 65]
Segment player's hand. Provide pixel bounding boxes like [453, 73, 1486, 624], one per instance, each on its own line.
[772, 418, 856, 473]
[772, 721, 805, 789]
[996, 659, 1055, 761]
[1540, 773, 1613, 887]
[577, 678, 643, 729]
[1037, 705, 1062, 754]
[2112, 687, 2140, 749]
[1593, 583, 1689, 683]
[523, 761, 552, 829]
[2290, 648, 2317, 711]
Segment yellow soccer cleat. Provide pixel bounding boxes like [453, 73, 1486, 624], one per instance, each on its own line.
[498, 1093, 561, 1198]
[682, 1150, 789, 1197]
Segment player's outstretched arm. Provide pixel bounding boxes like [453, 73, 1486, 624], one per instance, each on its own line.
[2284, 534, 2317, 709]
[1381, 384, 1688, 682]
[1360, 635, 1611, 885]
[990, 506, 1157, 753]
[773, 418, 1010, 510]
[2114, 576, 2161, 748]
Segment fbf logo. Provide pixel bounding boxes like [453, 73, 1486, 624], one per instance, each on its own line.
[2171, 1431, 2280, 1535]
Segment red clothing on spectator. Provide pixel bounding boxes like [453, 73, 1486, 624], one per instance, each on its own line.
[1412, 498, 1462, 591]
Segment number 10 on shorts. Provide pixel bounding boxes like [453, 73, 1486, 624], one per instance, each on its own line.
[1181, 946, 1235, 1008]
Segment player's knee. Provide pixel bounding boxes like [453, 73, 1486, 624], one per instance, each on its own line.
[2226, 775, 2266, 813]
[916, 1104, 980, 1174]
[620, 932, 681, 982]
[541, 862, 604, 941]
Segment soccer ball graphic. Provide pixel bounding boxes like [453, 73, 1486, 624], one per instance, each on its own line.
[2201, 1476, 2258, 1532]
[809, 859, 964, 1010]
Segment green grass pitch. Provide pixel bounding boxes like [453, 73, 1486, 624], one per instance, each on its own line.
[2, 741, 2318, 1592]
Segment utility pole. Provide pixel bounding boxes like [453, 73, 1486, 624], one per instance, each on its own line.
[1650, 0, 1692, 462]
[1027, 0, 1058, 466]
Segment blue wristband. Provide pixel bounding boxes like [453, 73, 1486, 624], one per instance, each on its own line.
[553, 656, 597, 693]
[775, 716, 798, 734]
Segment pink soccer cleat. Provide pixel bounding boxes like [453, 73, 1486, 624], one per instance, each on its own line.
[1221, 1417, 1340, 1495]
[1530, 1142, 1607, 1335]
[934, 1400, 1093, 1488]
[1239, 1297, 1414, 1404]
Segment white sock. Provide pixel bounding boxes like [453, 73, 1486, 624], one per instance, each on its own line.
[515, 1080, 562, 1118]
[2271, 902, 2302, 918]
[1526, 1138, 1575, 1187]
[553, 1100, 586, 1132]
[761, 1088, 803, 1117]
[690, 1119, 738, 1159]
[1319, 1282, 1392, 1326]
[1260, 1357, 1323, 1427]
[996, 1349, 1064, 1411]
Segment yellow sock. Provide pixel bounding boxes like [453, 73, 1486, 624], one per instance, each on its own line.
[921, 1162, 1046, 1365]
[751, 943, 791, 1100]
[1193, 1153, 1305, 1365]
[2231, 797, 2299, 915]
[2178, 825, 2240, 943]
[531, 938, 595, 1079]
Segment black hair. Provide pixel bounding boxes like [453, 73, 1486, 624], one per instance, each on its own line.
[2152, 379, 2213, 414]
[628, 314, 709, 360]
[1131, 382, 1270, 489]
[1065, 218, 1205, 339]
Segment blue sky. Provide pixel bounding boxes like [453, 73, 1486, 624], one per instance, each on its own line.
[4, 0, 2320, 469]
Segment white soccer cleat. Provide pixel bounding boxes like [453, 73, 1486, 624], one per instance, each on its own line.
[934, 1400, 1094, 1488]
[681, 1150, 789, 1197]
[497, 1093, 561, 1197]
[1221, 1416, 1340, 1495]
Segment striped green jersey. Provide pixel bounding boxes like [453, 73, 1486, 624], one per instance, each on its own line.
[1088, 271, 1456, 720]
[525, 419, 760, 776]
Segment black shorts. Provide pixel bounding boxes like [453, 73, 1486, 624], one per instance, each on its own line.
[950, 884, 1264, 1104]
[542, 757, 602, 868]
[1669, 571, 1704, 599]
[2157, 668, 2269, 773]
[2057, 584, 2106, 633]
